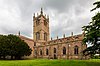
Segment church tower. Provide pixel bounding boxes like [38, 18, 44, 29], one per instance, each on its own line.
[33, 8, 49, 42]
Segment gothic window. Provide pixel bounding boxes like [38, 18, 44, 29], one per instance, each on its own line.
[46, 48, 49, 55]
[40, 49, 42, 55]
[54, 48, 56, 53]
[74, 45, 79, 55]
[36, 32, 40, 40]
[44, 33, 47, 41]
[63, 47, 66, 55]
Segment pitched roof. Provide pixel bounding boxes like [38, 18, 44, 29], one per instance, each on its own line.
[18, 35, 34, 42]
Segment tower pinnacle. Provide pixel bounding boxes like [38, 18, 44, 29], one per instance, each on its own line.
[18, 31, 20, 36]
[40, 8, 43, 15]
[33, 13, 35, 18]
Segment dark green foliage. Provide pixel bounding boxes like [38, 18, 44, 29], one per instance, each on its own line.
[82, 1, 100, 58]
[0, 34, 32, 59]
[0, 35, 9, 59]
[91, 1, 100, 11]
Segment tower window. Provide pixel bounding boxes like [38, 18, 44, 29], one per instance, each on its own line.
[63, 47, 66, 55]
[44, 33, 47, 41]
[46, 48, 49, 55]
[74, 45, 79, 55]
[36, 32, 40, 40]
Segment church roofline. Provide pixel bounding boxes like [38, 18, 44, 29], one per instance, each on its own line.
[48, 33, 83, 42]
[18, 35, 34, 42]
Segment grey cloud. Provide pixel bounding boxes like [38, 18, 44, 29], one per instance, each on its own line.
[43, 0, 94, 13]
[2, 0, 37, 37]
[12, 0, 44, 37]
[0, 0, 96, 39]
[43, 0, 76, 13]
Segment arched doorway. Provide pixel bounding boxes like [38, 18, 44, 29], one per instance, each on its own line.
[54, 54, 57, 59]
[54, 48, 57, 59]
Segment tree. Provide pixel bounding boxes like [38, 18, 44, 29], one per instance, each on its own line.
[7, 34, 32, 59]
[0, 34, 32, 59]
[0, 35, 9, 59]
[82, 1, 100, 58]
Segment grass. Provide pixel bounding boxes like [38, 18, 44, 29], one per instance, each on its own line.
[0, 59, 100, 66]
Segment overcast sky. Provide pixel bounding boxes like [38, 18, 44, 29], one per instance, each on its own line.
[0, 0, 96, 39]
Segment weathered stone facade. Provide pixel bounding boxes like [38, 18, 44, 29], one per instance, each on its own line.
[32, 8, 87, 59]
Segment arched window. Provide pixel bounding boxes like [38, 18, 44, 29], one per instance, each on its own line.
[63, 47, 66, 55]
[34, 50, 37, 56]
[40, 49, 42, 55]
[46, 49, 49, 55]
[44, 33, 47, 41]
[36, 32, 40, 40]
[54, 48, 56, 53]
[74, 45, 79, 55]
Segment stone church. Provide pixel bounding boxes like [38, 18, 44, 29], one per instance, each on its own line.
[19, 8, 87, 59]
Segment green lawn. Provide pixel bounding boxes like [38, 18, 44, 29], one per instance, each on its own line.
[0, 59, 100, 66]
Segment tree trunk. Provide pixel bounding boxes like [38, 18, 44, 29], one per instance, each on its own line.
[11, 56, 13, 60]
[3, 56, 5, 59]
[0, 56, 1, 59]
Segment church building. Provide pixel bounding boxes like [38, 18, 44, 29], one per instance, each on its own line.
[19, 8, 87, 59]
